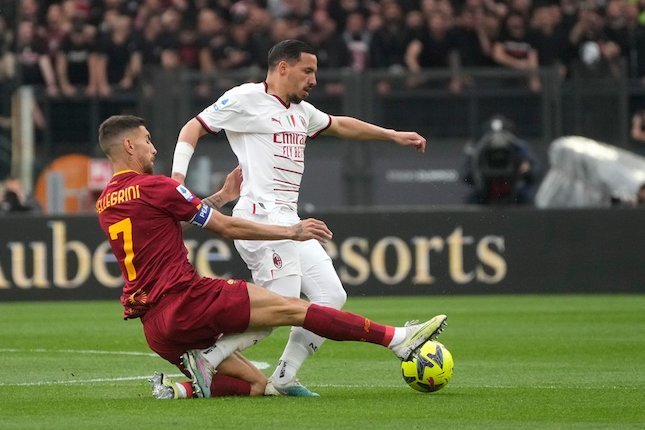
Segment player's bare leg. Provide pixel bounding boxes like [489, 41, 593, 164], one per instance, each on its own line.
[214, 352, 267, 396]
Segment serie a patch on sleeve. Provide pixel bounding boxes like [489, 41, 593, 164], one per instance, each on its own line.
[176, 184, 194, 202]
[190, 204, 212, 228]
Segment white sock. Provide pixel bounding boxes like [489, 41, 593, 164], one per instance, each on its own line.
[272, 359, 299, 385]
[201, 340, 233, 369]
[270, 327, 323, 385]
[388, 327, 407, 348]
[202, 330, 271, 368]
[236, 329, 272, 351]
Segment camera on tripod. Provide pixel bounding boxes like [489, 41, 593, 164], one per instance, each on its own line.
[462, 116, 535, 204]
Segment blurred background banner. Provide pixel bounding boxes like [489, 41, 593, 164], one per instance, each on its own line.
[0, 208, 642, 301]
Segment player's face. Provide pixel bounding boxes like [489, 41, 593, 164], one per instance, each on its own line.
[132, 126, 157, 174]
[285, 53, 318, 104]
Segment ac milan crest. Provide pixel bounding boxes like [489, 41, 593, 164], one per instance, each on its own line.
[272, 252, 283, 269]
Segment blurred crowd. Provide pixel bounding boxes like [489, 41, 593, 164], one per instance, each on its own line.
[1, 0, 645, 100]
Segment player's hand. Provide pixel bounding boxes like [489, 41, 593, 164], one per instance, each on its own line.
[219, 166, 243, 202]
[393, 131, 427, 153]
[290, 219, 333, 243]
[203, 167, 242, 208]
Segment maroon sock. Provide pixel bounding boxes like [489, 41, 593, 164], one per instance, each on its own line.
[302, 304, 394, 346]
[210, 374, 252, 397]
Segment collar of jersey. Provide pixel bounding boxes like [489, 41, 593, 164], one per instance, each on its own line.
[112, 169, 138, 177]
[263, 81, 290, 109]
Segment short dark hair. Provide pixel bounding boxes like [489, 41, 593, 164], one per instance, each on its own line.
[98, 115, 145, 157]
[267, 39, 316, 70]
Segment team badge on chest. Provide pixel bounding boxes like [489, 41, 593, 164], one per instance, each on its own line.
[272, 252, 283, 269]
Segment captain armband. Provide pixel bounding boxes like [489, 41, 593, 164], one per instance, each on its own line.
[189, 204, 213, 228]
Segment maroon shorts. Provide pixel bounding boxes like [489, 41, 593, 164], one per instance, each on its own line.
[141, 277, 250, 367]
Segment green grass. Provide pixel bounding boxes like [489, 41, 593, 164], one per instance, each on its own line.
[1, 295, 644, 429]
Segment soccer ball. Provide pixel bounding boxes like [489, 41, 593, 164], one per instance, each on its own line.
[400, 340, 454, 393]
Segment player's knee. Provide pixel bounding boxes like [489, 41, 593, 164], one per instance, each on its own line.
[318, 280, 346, 309]
[329, 287, 347, 309]
[303, 270, 346, 309]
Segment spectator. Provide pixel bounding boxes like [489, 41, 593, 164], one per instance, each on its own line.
[137, 14, 164, 68]
[90, 14, 141, 97]
[154, 8, 183, 69]
[12, 19, 54, 139]
[217, 22, 254, 70]
[61, 0, 93, 23]
[342, 10, 372, 72]
[420, 0, 454, 17]
[529, 2, 568, 79]
[177, 26, 200, 71]
[509, 0, 533, 19]
[482, 0, 508, 19]
[405, 9, 426, 37]
[0, 177, 41, 213]
[41, 3, 69, 61]
[14, 20, 59, 96]
[405, 12, 462, 92]
[56, 18, 94, 97]
[268, 0, 312, 20]
[623, 2, 645, 82]
[197, 8, 229, 76]
[247, 5, 282, 69]
[0, 14, 14, 82]
[638, 183, 645, 206]
[134, 0, 167, 30]
[631, 109, 645, 142]
[307, 9, 350, 96]
[452, 3, 496, 91]
[20, 0, 43, 24]
[492, 11, 542, 92]
[453, 3, 495, 68]
[370, 0, 411, 71]
[308, 9, 350, 70]
[568, 4, 622, 79]
[0, 13, 13, 176]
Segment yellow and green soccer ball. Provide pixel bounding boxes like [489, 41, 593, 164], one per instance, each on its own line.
[401, 340, 454, 392]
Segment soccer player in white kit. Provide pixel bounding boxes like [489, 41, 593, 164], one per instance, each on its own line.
[171, 40, 431, 396]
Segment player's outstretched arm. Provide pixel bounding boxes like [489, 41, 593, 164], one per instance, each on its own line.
[205, 210, 333, 242]
[323, 116, 427, 153]
[202, 166, 242, 209]
[172, 118, 209, 184]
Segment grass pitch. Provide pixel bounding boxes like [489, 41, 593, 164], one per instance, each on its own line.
[1, 295, 644, 429]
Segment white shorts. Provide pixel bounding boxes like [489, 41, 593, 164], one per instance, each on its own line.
[232, 203, 332, 285]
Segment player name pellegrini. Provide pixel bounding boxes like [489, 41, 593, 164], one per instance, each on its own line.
[95, 185, 140, 214]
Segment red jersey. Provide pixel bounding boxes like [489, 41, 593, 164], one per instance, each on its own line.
[97, 170, 212, 319]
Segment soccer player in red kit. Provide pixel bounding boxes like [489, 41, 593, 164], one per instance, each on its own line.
[97, 115, 447, 399]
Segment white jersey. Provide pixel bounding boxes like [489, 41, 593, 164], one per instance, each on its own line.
[197, 82, 331, 214]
